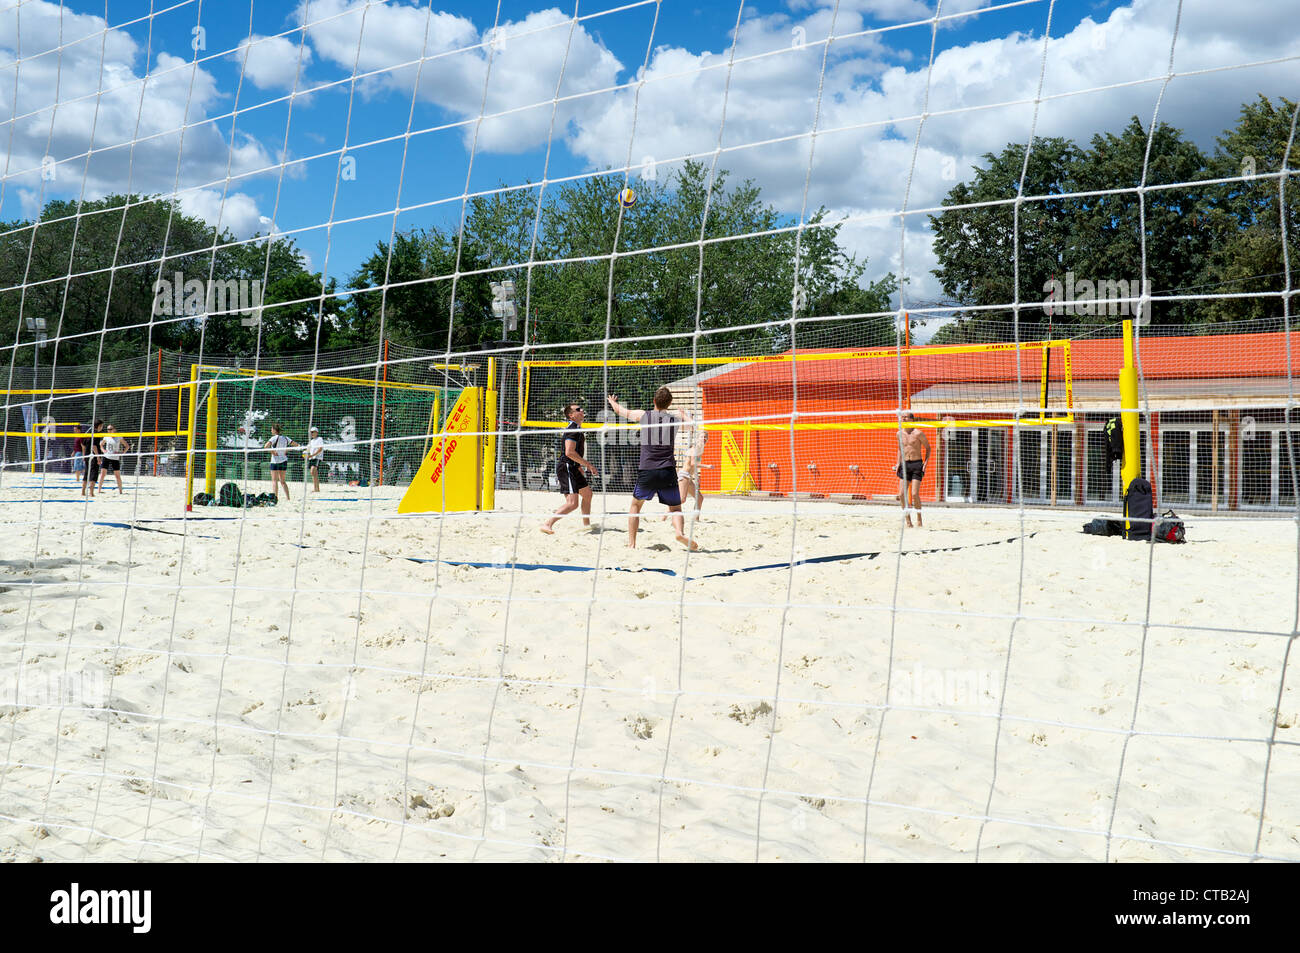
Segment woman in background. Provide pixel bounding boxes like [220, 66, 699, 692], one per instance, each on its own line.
[70, 423, 87, 480]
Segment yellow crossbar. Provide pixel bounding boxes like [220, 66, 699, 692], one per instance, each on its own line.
[524, 416, 1073, 431]
[199, 365, 448, 392]
[1, 429, 188, 438]
[522, 340, 1071, 368]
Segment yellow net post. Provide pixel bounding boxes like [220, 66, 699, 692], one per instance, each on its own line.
[205, 378, 218, 497]
[184, 363, 199, 509]
[1120, 317, 1141, 533]
[481, 357, 497, 511]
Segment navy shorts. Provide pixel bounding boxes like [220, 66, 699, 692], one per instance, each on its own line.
[557, 462, 588, 495]
[270, 462, 287, 472]
[633, 467, 682, 505]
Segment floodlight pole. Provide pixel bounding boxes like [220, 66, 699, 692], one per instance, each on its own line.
[25, 317, 47, 472]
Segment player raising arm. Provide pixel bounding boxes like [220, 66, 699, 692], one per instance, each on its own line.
[607, 389, 698, 551]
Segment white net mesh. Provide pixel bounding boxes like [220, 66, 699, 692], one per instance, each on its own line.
[0, 0, 1297, 862]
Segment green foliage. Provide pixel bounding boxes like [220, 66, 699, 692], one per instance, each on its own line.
[351, 160, 897, 355]
[929, 97, 1300, 342]
[3, 166, 897, 369]
[0, 194, 316, 366]
[1196, 95, 1300, 324]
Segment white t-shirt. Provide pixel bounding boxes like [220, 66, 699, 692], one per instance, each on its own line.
[102, 436, 123, 461]
[268, 434, 290, 464]
[306, 436, 325, 459]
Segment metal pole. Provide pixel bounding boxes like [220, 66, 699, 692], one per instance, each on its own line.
[31, 333, 37, 474]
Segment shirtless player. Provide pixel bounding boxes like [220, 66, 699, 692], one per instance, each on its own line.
[897, 412, 931, 528]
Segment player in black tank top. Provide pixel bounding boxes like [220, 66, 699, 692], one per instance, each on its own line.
[606, 389, 700, 551]
[540, 403, 599, 535]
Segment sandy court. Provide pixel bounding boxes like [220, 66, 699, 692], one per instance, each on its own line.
[0, 472, 1297, 862]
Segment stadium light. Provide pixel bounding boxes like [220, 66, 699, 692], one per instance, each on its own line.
[24, 317, 47, 394]
[490, 279, 517, 335]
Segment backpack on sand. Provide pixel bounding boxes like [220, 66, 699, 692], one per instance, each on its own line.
[1124, 476, 1153, 541]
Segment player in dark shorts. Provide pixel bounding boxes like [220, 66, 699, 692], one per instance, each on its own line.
[606, 388, 699, 551]
[897, 412, 931, 528]
[540, 403, 598, 535]
[81, 419, 104, 498]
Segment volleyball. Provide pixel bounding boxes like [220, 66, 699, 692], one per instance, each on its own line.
[618, 187, 636, 208]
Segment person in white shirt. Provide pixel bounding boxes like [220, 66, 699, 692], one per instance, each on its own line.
[304, 426, 325, 492]
[96, 423, 130, 495]
[263, 423, 299, 501]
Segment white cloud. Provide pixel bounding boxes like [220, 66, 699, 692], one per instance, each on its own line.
[561, 0, 1300, 303]
[787, 0, 994, 26]
[0, 1, 275, 237]
[177, 189, 265, 237]
[231, 33, 313, 91]
[296, 0, 622, 153]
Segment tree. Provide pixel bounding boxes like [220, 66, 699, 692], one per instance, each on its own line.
[928, 137, 1080, 343]
[346, 228, 496, 352]
[0, 194, 317, 367]
[350, 162, 896, 357]
[1066, 116, 1212, 327]
[1196, 95, 1300, 325]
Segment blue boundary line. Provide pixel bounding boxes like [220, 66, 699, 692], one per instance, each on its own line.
[93, 521, 222, 539]
[97, 522, 1037, 580]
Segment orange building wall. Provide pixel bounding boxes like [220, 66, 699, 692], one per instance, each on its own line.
[702, 380, 938, 499]
[696, 332, 1300, 500]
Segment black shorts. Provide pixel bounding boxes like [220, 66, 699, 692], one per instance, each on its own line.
[86, 459, 101, 481]
[308, 458, 322, 470]
[896, 460, 924, 482]
[557, 462, 588, 495]
[270, 462, 287, 472]
[101, 458, 121, 474]
[633, 467, 682, 505]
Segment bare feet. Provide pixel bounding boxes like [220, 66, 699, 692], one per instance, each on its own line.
[539, 524, 555, 535]
[675, 534, 700, 551]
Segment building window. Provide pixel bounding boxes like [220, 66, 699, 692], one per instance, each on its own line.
[1194, 430, 1228, 507]
[1086, 430, 1117, 502]
[1017, 429, 1042, 500]
[945, 429, 972, 501]
[1054, 430, 1074, 504]
[1281, 431, 1299, 507]
[1161, 430, 1191, 504]
[1241, 432, 1272, 506]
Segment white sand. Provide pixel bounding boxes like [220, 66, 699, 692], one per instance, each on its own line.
[0, 472, 1296, 862]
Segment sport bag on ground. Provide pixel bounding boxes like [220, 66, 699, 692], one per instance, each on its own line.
[1153, 508, 1186, 543]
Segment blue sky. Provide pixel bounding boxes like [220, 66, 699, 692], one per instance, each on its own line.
[1, 0, 1296, 319]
